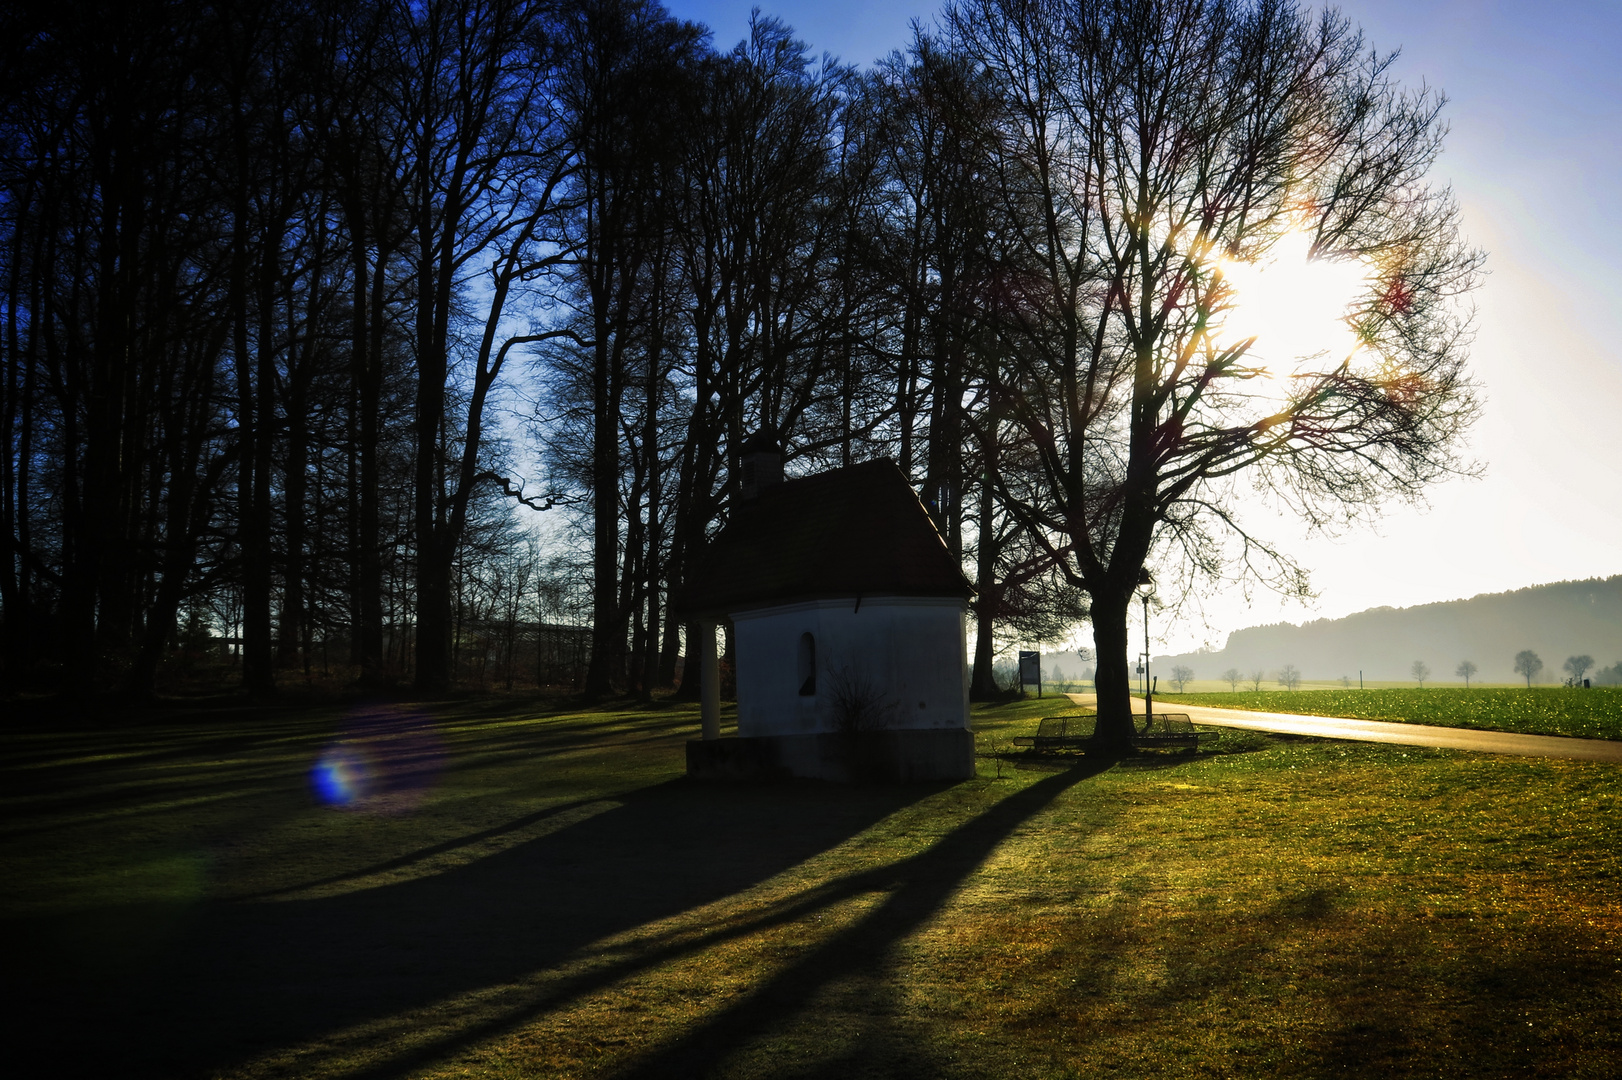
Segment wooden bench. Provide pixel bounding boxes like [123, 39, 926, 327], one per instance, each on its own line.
[1012, 712, 1202, 751]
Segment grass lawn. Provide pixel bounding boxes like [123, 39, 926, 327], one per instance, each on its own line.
[1157, 687, 1622, 741]
[4, 694, 1620, 1078]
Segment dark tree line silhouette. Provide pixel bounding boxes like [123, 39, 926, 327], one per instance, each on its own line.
[1, 0, 1478, 742]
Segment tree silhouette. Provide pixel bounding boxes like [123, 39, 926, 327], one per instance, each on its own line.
[0, 0, 1485, 707]
[1563, 655, 1594, 685]
[1514, 650, 1543, 688]
[1455, 659, 1478, 688]
[946, 0, 1481, 748]
[1411, 660, 1430, 688]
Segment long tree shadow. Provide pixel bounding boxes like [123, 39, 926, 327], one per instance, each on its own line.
[978, 854, 1622, 1080]
[9, 776, 938, 1079]
[606, 760, 1113, 1080]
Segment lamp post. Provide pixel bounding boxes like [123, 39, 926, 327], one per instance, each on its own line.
[1142, 591, 1152, 729]
[1136, 568, 1155, 732]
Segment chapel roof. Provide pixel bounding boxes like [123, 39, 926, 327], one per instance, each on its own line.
[676, 458, 974, 618]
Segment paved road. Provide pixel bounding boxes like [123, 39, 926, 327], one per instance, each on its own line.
[1061, 693, 1622, 763]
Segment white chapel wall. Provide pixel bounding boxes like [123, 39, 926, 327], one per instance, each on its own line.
[732, 597, 970, 738]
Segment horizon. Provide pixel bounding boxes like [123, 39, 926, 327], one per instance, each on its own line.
[1144, 575, 1621, 685]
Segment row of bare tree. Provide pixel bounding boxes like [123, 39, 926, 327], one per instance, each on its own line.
[2, 0, 1479, 737]
[0, 0, 1075, 699]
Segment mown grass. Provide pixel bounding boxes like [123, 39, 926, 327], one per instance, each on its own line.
[3, 694, 1620, 1078]
[1157, 687, 1622, 740]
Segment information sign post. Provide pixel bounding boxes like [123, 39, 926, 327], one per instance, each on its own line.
[1018, 650, 1041, 698]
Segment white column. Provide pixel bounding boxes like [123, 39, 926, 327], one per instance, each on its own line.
[701, 619, 721, 741]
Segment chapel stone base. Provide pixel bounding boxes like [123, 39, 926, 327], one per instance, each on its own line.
[685, 728, 975, 783]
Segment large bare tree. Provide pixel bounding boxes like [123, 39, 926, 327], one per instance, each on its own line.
[395, 0, 572, 691]
[949, 0, 1482, 747]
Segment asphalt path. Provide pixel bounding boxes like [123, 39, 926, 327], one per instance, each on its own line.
[1061, 693, 1622, 763]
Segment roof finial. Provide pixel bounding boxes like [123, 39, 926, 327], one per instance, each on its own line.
[739, 427, 783, 500]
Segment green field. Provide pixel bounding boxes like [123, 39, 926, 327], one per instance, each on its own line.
[1157, 687, 1622, 740]
[4, 694, 1620, 1078]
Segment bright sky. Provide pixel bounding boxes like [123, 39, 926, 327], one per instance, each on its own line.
[664, 0, 1622, 658]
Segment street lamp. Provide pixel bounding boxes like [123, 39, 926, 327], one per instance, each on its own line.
[1138, 569, 1155, 731]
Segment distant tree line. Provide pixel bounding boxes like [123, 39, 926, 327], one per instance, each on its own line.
[1167, 651, 1620, 691]
[2, 0, 1478, 726]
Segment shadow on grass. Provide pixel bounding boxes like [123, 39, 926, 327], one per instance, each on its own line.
[0, 702, 685, 839]
[606, 761, 1112, 1080]
[992, 748, 1201, 774]
[7, 773, 937, 1079]
[8, 750, 1110, 1080]
[1023, 879, 1621, 1077]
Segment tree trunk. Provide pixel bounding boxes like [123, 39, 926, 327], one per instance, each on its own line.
[246, 217, 282, 691]
[970, 594, 1000, 700]
[639, 299, 664, 695]
[583, 321, 622, 696]
[278, 247, 320, 669]
[673, 620, 701, 700]
[346, 382, 362, 666]
[969, 417, 1001, 700]
[231, 164, 274, 695]
[413, 387, 451, 693]
[656, 602, 682, 690]
[359, 242, 390, 681]
[1089, 589, 1135, 750]
[279, 374, 308, 669]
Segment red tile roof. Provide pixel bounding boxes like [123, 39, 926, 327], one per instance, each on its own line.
[676, 459, 974, 617]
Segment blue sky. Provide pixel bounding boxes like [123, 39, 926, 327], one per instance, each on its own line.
[663, 0, 1622, 655]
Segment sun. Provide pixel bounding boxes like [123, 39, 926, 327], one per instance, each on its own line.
[1216, 231, 1371, 370]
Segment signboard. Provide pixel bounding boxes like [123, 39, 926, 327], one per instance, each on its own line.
[1018, 650, 1041, 697]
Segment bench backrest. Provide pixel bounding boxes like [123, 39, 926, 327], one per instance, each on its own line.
[1036, 715, 1095, 738]
[1032, 713, 1194, 738]
[1141, 713, 1193, 734]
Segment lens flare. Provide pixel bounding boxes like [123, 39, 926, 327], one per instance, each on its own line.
[310, 705, 446, 813]
[1217, 231, 1371, 367]
[312, 746, 374, 805]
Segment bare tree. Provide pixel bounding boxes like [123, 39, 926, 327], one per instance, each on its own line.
[1514, 649, 1543, 688]
[396, 0, 576, 691]
[1169, 665, 1194, 693]
[1411, 659, 1430, 688]
[0, 1, 245, 697]
[1278, 664, 1301, 691]
[1455, 659, 1477, 688]
[947, 0, 1481, 748]
[1223, 666, 1242, 691]
[1249, 669, 1266, 692]
[1564, 655, 1594, 685]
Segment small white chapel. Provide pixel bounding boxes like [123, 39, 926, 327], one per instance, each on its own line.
[677, 434, 976, 782]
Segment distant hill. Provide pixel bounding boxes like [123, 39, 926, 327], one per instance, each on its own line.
[1153, 576, 1622, 684]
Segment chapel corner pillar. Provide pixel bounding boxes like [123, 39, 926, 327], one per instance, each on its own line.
[700, 618, 721, 741]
